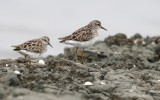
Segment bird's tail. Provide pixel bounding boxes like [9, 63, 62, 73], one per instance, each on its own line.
[59, 40, 66, 43]
[11, 45, 21, 51]
[58, 36, 71, 43]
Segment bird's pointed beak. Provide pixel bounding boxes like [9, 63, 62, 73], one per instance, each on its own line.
[48, 42, 53, 48]
[101, 26, 107, 31]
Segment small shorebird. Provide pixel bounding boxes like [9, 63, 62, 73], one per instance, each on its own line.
[12, 36, 53, 65]
[58, 20, 107, 64]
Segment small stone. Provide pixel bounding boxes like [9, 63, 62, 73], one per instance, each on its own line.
[1, 68, 7, 72]
[111, 93, 154, 100]
[147, 55, 159, 63]
[155, 45, 160, 56]
[0, 90, 5, 100]
[156, 67, 160, 71]
[9, 77, 20, 86]
[132, 33, 142, 39]
[36, 79, 45, 85]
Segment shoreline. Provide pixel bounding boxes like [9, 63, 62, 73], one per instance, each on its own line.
[0, 33, 160, 100]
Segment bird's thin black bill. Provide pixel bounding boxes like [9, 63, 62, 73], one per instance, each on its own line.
[48, 43, 53, 48]
[101, 26, 107, 31]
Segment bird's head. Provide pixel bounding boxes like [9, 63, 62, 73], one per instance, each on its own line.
[89, 20, 107, 31]
[41, 36, 53, 48]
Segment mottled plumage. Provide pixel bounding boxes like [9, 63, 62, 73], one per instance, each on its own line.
[59, 26, 93, 42]
[59, 20, 106, 43]
[12, 36, 52, 57]
[58, 20, 107, 64]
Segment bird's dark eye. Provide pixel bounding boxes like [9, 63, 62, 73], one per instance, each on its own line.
[44, 39, 47, 42]
[97, 24, 100, 26]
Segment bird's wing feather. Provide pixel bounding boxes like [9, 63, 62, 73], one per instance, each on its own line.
[59, 26, 94, 42]
[12, 39, 44, 53]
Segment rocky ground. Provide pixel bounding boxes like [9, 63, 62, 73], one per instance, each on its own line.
[0, 33, 160, 100]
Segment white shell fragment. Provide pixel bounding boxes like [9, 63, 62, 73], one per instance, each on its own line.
[84, 81, 93, 86]
[114, 52, 121, 54]
[14, 70, 20, 75]
[130, 85, 136, 92]
[38, 60, 45, 65]
[100, 81, 106, 85]
[132, 86, 136, 90]
[14, 65, 18, 68]
[5, 64, 8, 67]
[142, 41, 146, 45]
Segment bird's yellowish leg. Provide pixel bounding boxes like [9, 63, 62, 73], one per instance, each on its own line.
[24, 55, 29, 66]
[25, 55, 27, 61]
[28, 60, 32, 72]
[24, 56, 31, 69]
[29, 60, 31, 66]
[81, 48, 85, 64]
[75, 47, 78, 62]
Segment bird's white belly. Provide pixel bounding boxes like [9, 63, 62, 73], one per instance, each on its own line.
[64, 36, 98, 47]
[18, 50, 41, 58]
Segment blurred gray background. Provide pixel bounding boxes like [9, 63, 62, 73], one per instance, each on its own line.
[0, 0, 160, 59]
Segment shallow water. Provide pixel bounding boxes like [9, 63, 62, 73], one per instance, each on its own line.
[0, 0, 160, 59]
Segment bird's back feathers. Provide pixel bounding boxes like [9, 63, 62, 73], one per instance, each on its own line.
[58, 25, 96, 42]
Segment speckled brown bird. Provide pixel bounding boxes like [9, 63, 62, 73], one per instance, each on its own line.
[12, 36, 53, 64]
[58, 20, 107, 64]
